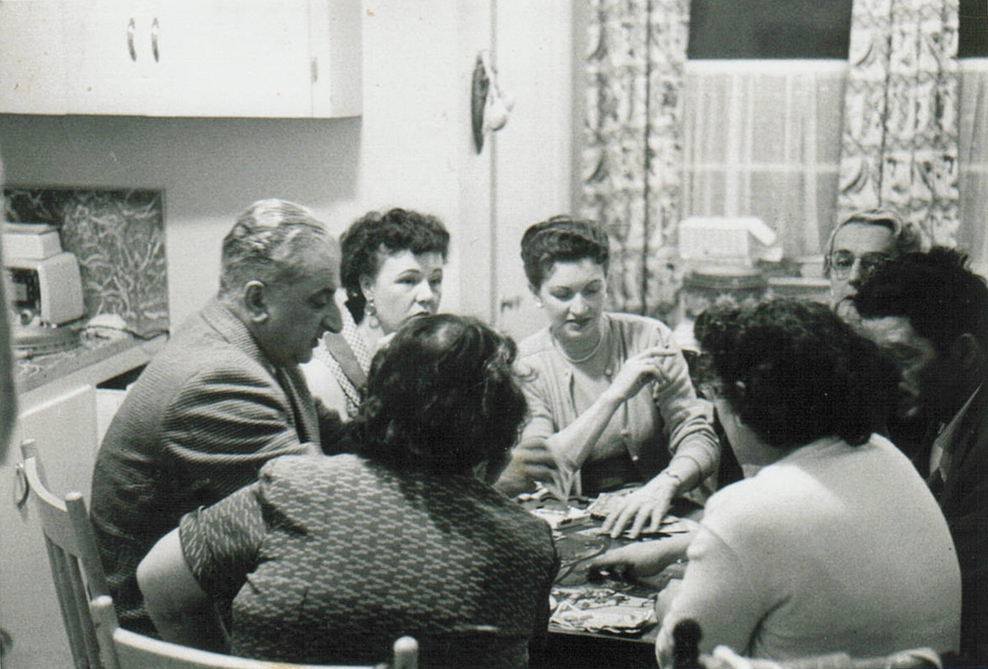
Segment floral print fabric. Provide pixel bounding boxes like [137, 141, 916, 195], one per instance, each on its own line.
[838, 0, 961, 247]
[580, 0, 690, 318]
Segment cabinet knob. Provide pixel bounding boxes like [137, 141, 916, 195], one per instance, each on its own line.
[127, 18, 137, 62]
[500, 295, 522, 313]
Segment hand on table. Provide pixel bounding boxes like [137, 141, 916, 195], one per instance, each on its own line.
[607, 345, 679, 403]
[587, 528, 695, 582]
[601, 475, 679, 539]
[493, 439, 558, 497]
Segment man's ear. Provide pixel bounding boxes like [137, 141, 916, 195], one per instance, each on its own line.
[243, 281, 269, 323]
[951, 333, 985, 374]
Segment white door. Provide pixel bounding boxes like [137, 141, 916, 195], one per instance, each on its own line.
[493, 0, 575, 342]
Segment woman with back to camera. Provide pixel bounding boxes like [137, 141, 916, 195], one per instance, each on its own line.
[302, 207, 449, 419]
[623, 299, 959, 664]
[515, 215, 719, 538]
[137, 314, 558, 669]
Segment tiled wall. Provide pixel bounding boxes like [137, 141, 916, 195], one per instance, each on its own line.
[3, 187, 168, 337]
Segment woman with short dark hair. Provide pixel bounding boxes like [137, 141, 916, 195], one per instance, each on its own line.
[515, 215, 718, 538]
[303, 207, 450, 418]
[137, 314, 557, 669]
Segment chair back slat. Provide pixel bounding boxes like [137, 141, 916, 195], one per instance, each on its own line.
[46, 538, 89, 669]
[21, 439, 109, 669]
[391, 637, 418, 669]
[67, 555, 104, 669]
[67, 493, 110, 598]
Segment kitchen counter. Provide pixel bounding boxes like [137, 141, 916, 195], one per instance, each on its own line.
[16, 329, 167, 410]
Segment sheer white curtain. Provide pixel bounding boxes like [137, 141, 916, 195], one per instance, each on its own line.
[958, 60, 988, 273]
[681, 58, 988, 270]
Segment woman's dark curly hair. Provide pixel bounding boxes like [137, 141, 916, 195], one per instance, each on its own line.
[520, 215, 610, 290]
[340, 208, 450, 322]
[694, 298, 898, 450]
[347, 314, 528, 474]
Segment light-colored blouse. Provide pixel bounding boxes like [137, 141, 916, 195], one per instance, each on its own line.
[517, 312, 719, 497]
[656, 434, 961, 662]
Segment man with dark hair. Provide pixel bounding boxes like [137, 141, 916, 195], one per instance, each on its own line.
[90, 199, 345, 635]
[854, 247, 988, 666]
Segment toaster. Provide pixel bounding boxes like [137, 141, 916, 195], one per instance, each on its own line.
[4, 223, 86, 326]
[6, 253, 86, 325]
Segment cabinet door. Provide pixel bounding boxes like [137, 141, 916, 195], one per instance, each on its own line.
[0, 0, 67, 114]
[5, 0, 360, 117]
[309, 0, 362, 118]
[0, 385, 98, 669]
[62, 0, 156, 115]
[143, 0, 314, 117]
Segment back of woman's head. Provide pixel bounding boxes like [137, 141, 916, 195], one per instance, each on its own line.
[350, 314, 528, 473]
[520, 215, 610, 289]
[695, 298, 897, 449]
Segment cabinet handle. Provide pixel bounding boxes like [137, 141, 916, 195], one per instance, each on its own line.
[127, 18, 137, 61]
[13, 462, 28, 509]
[151, 17, 160, 63]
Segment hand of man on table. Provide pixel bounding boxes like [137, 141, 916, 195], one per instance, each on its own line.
[493, 439, 558, 498]
[587, 522, 697, 582]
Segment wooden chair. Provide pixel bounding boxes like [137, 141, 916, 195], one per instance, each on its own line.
[91, 595, 419, 669]
[18, 439, 110, 669]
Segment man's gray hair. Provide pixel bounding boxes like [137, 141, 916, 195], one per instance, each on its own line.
[219, 199, 332, 297]
[823, 208, 924, 278]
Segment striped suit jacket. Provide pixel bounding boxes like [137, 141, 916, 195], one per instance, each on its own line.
[90, 298, 343, 635]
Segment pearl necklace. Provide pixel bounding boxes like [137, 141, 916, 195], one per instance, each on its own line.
[555, 327, 607, 364]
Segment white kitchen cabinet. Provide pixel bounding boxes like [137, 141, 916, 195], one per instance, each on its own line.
[0, 0, 362, 118]
[0, 0, 68, 114]
[60, 1, 157, 116]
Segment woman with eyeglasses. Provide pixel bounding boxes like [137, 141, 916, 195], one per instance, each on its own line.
[824, 208, 922, 322]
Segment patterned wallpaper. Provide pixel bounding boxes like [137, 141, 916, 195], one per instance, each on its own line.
[3, 187, 168, 337]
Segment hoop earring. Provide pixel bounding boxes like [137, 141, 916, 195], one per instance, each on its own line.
[365, 298, 380, 329]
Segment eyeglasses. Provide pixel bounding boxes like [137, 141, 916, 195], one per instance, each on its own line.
[827, 251, 890, 280]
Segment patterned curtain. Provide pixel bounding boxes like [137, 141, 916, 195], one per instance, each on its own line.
[580, 0, 690, 317]
[837, 0, 961, 247]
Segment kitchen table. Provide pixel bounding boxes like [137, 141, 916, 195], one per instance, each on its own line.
[524, 489, 700, 669]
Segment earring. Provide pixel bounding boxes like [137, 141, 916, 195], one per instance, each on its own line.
[365, 297, 380, 329]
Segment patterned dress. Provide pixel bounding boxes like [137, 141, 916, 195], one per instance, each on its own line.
[180, 454, 559, 668]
